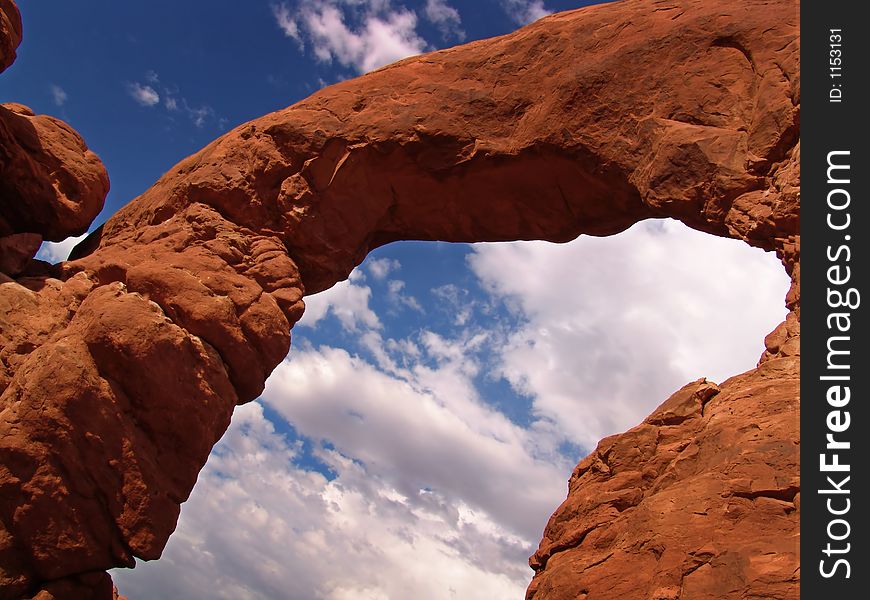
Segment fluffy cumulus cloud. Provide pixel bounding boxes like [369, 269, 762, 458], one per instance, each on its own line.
[273, 2, 301, 41]
[112, 220, 789, 598]
[35, 232, 89, 263]
[114, 393, 543, 598]
[272, 1, 427, 73]
[468, 219, 790, 448]
[264, 339, 569, 536]
[499, 0, 551, 25]
[366, 257, 401, 280]
[298, 270, 382, 331]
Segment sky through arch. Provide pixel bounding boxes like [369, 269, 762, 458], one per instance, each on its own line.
[113, 220, 790, 598]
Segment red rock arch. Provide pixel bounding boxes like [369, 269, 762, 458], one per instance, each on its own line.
[0, 0, 798, 597]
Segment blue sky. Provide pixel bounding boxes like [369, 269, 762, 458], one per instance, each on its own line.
[3, 1, 790, 598]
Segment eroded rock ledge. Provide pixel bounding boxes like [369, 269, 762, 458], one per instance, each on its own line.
[0, 0, 798, 597]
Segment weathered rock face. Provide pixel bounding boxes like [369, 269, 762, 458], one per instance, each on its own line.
[0, 0, 20, 75]
[0, 0, 798, 598]
[0, 102, 110, 242]
[527, 361, 800, 599]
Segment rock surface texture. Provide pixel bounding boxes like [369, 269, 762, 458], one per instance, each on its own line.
[0, 0, 798, 598]
[0, 102, 110, 243]
[0, 0, 20, 75]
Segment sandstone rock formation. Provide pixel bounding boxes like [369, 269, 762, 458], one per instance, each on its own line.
[0, 102, 110, 243]
[527, 362, 800, 599]
[0, 0, 798, 598]
[0, 0, 20, 75]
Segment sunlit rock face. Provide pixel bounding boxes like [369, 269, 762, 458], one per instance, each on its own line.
[0, 0, 797, 597]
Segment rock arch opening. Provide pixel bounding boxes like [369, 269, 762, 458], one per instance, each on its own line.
[110, 221, 791, 598]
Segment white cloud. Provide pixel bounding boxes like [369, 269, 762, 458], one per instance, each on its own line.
[386, 279, 423, 313]
[298, 274, 381, 331]
[113, 401, 536, 599]
[35, 232, 89, 264]
[272, 1, 426, 74]
[273, 2, 302, 43]
[431, 283, 475, 326]
[366, 257, 400, 280]
[50, 84, 67, 107]
[468, 219, 790, 448]
[111, 219, 790, 599]
[187, 104, 215, 128]
[499, 0, 551, 25]
[126, 73, 217, 127]
[127, 82, 161, 107]
[423, 0, 465, 40]
[263, 345, 568, 540]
